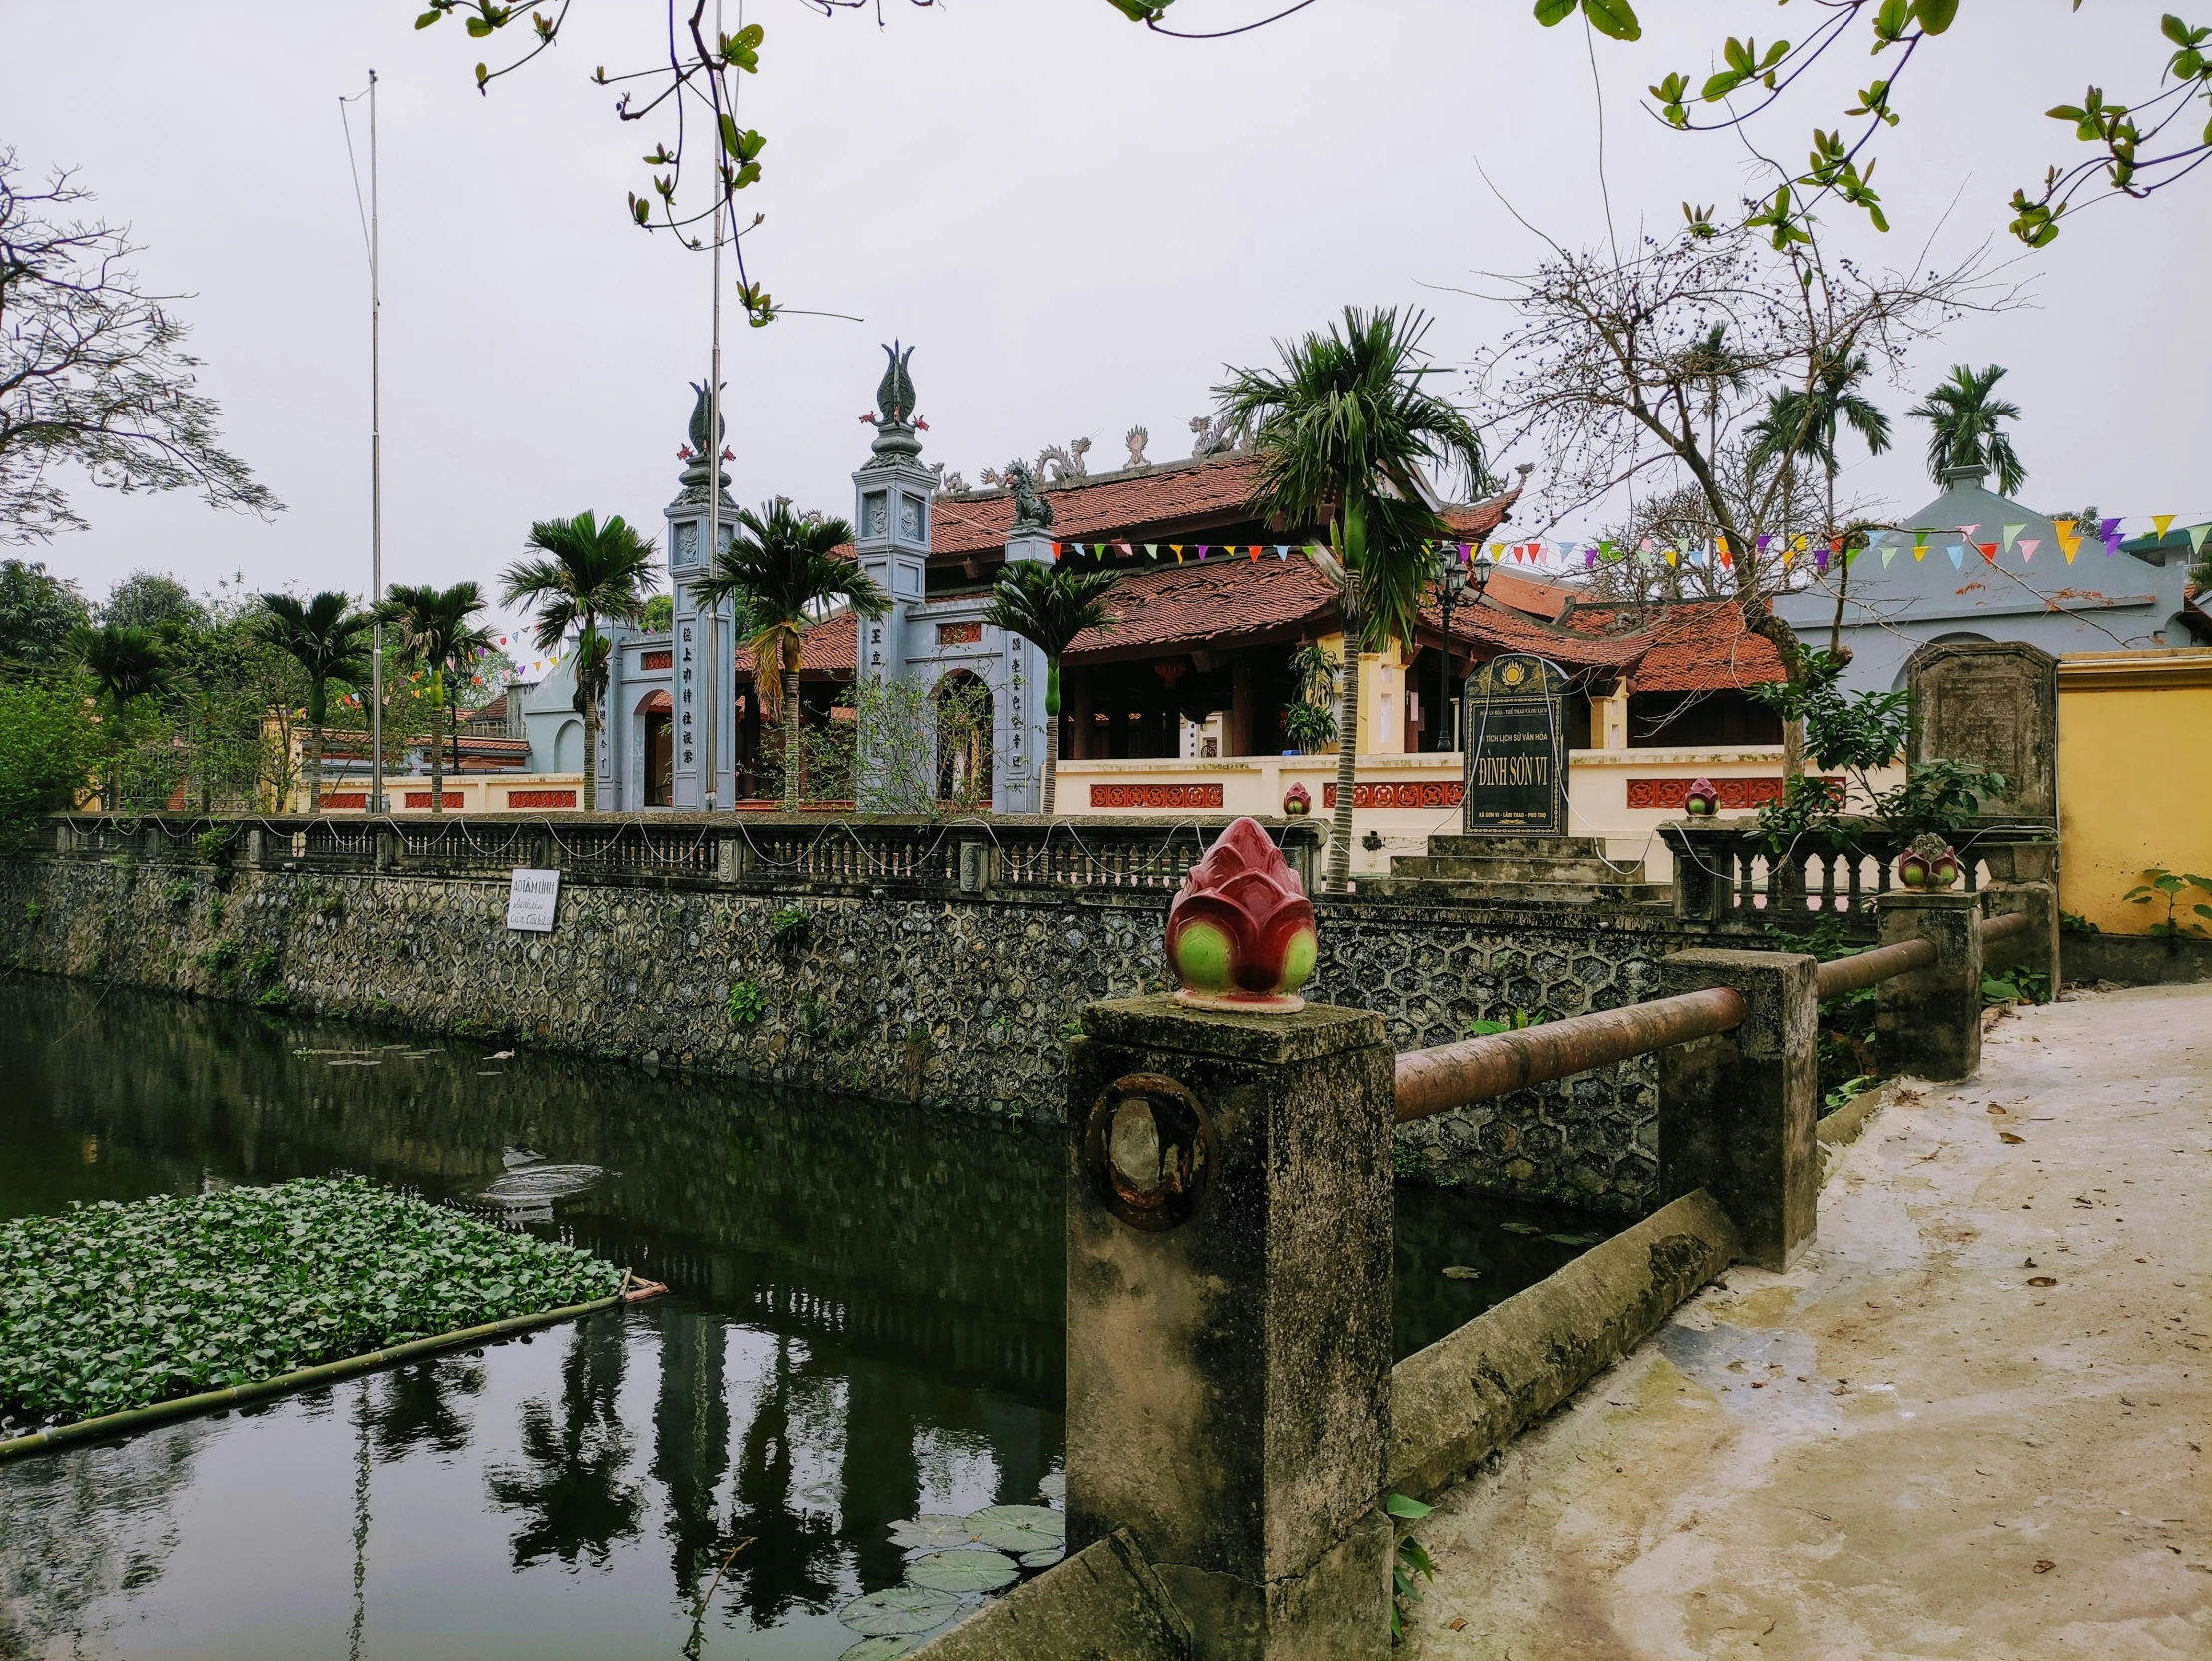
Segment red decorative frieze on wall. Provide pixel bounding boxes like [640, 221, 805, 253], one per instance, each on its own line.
[1321, 781, 1466, 810]
[506, 788, 578, 808]
[1624, 776, 1840, 811]
[936, 620, 983, 646]
[640, 649, 673, 670]
[1090, 782, 1224, 809]
[403, 791, 460, 809]
[322, 793, 367, 809]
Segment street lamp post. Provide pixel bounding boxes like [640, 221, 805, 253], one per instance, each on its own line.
[1432, 550, 1483, 751]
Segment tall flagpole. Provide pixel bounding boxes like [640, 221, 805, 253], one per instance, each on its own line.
[701, 0, 726, 813]
[368, 68, 386, 816]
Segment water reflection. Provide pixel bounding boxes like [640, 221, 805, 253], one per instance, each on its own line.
[0, 977, 1585, 1659]
[485, 1318, 644, 1572]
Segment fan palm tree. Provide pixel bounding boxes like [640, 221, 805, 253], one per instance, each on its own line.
[503, 511, 659, 811]
[692, 500, 888, 811]
[70, 623, 170, 809]
[1214, 305, 1488, 892]
[1907, 363, 2026, 496]
[1747, 351, 1892, 655]
[254, 593, 372, 813]
[983, 560, 1120, 817]
[376, 581, 492, 813]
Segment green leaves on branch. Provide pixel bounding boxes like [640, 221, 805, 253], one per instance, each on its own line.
[1535, 0, 1642, 42]
[1700, 35, 1791, 104]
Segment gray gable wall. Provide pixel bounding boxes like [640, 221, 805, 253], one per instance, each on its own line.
[1772, 468, 2196, 693]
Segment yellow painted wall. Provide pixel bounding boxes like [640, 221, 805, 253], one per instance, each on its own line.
[2057, 650, 2212, 933]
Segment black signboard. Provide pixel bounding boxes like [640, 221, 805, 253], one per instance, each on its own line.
[1462, 654, 1569, 835]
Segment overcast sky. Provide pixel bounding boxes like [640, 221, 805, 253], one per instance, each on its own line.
[6, 0, 2206, 648]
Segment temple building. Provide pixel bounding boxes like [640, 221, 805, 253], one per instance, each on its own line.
[577, 351, 1797, 874]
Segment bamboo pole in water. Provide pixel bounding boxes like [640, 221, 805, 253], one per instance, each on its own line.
[0, 1271, 667, 1464]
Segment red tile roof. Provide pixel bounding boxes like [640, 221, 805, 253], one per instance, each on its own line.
[930, 455, 1271, 556]
[1067, 553, 1340, 662]
[1425, 594, 1786, 693]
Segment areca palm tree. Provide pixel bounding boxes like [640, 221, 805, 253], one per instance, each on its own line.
[1907, 363, 2026, 496]
[692, 500, 888, 811]
[1214, 305, 1488, 892]
[70, 623, 170, 809]
[503, 511, 659, 811]
[1747, 352, 1892, 655]
[376, 581, 492, 813]
[983, 560, 1121, 817]
[253, 593, 371, 813]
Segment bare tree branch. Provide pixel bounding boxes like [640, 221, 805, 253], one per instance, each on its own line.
[0, 154, 280, 545]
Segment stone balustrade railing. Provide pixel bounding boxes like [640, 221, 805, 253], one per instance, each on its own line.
[41, 812, 1324, 901]
[1661, 817, 2059, 933]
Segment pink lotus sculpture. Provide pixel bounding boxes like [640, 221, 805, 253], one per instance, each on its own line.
[1281, 781, 1312, 817]
[1898, 833, 1961, 889]
[1684, 777, 1720, 817]
[1165, 817, 1319, 1010]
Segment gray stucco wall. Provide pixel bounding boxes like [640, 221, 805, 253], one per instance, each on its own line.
[0, 851, 1727, 1217]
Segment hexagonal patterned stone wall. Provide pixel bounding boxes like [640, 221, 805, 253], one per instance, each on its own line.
[0, 856, 1719, 1217]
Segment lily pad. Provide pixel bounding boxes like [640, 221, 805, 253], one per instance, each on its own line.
[1037, 1472, 1066, 1502]
[837, 1587, 962, 1638]
[887, 1514, 976, 1552]
[1498, 1220, 1544, 1236]
[1441, 1265, 1482, 1280]
[968, 1504, 1063, 1534]
[1543, 1231, 1602, 1247]
[1018, 1546, 1065, 1570]
[905, 1548, 1018, 1594]
[970, 1519, 1060, 1553]
[839, 1641, 920, 1661]
[966, 1504, 1065, 1553]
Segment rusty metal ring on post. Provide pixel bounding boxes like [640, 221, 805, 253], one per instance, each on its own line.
[1084, 1073, 1217, 1232]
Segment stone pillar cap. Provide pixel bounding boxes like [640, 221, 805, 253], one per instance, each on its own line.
[1080, 993, 1384, 1064]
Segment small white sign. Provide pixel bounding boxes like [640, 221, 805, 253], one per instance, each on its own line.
[506, 868, 561, 933]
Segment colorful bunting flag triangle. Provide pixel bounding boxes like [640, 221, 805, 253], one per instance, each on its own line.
[2152, 514, 2175, 539]
[2002, 523, 2026, 552]
[1946, 544, 1965, 569]
[2190, 524, 2212, 555]
[2018, 539, 2039, 561]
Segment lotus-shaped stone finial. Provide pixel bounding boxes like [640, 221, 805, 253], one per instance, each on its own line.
[1165, 817, 1318, 1010]
[1898, 832, 1960, 890]
[1281, 781, 1312, 817]
[1684, 777, 1719, 817]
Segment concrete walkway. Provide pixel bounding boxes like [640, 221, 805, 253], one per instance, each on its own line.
[1406, 984, 2212, 1660]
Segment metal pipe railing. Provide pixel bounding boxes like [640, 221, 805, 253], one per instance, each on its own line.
[1814, 936, 1937, 1000]
[1394, 986, 1748, 1125]
[1398, 907, 2034, 1123]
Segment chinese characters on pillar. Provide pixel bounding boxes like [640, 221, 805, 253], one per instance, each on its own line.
[679, 623, 696, 769]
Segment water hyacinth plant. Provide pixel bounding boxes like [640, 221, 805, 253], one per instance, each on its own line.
[0, 1177, 621, 1430]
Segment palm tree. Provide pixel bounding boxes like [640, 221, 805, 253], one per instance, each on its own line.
[503, 511, 659, 811]
[692, 500, 888, 811]
[254, 593, 373, 814]
[376, 582, 492, 813]
[1747, 351, 1892, 655]
[982, 560, 1120, 817]
[1907, 363, 2026, 497]
[70, 623, 170, 809]
[1214, 306, 1488, 892]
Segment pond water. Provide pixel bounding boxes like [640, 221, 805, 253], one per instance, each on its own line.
[0, 979, 1594, 1661]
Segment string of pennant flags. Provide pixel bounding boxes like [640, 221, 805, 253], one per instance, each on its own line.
[1049, 516, 2212, 575]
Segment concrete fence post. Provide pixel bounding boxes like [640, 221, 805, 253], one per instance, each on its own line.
[1984, 879, 2060, 994]
[1065, 994, 1395, 1658]
[1875, 890, 1983, 1082]
[1656, 948, 1820, 1272]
